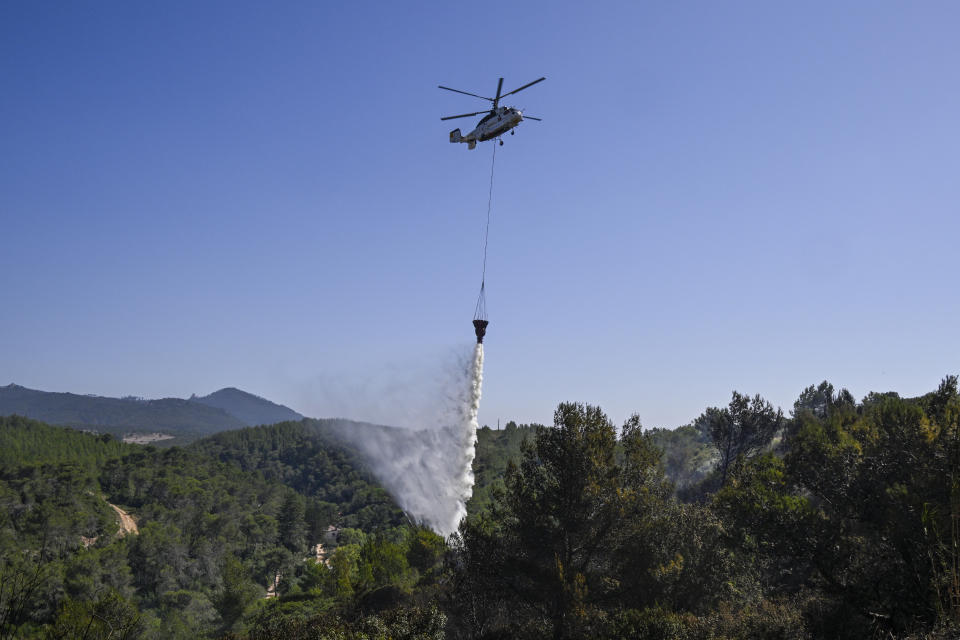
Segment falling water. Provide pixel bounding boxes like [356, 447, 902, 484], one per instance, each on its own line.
[322, 343, 484, 537]
[448, 342, 484, 534]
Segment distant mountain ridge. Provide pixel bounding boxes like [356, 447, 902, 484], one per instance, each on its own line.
[0, 383, 303, 441]
[191, 387, 303, 427]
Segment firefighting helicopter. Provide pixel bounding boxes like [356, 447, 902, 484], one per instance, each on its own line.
[439, 76, 545, 149]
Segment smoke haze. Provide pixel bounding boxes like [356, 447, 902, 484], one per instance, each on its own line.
[324, 344, 484, 537]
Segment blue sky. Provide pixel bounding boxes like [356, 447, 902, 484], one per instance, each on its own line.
[2, 2, 958, 430]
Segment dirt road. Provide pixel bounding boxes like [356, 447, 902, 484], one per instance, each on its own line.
[107, 502, 139, 536]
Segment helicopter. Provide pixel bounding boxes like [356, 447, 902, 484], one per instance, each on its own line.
[439, 76, 545, 149]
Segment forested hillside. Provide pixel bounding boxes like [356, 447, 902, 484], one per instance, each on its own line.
[0, 416, 425, 638]
[5, 377, 960, 639]
[0, 414, 130, 469]
[189, 420, 405, 530]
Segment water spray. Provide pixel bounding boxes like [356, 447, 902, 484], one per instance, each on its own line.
[323, 345, 484, 537]
[446, 342, 484, 534]
[326, 143, 494, 537]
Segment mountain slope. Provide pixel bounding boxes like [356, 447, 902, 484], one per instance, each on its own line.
[0, 383, 244, 435]
[0, 414, 133, 468]
[190, 387, 303, 426]
[0, 414, 315, 637]
[189, 419, 405, 530]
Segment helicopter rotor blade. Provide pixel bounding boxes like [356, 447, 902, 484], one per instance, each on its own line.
[492, 78, 504, 110]
[438, 85, 493, 101]
[501, 77, 546, 99]
[440, 111, 490, 121]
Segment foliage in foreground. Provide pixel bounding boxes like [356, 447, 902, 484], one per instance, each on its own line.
[5, 376, 960, 639]
[447, 378, 960, 639]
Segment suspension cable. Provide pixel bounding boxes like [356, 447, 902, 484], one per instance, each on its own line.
[481, 141, 496, 286]
[473, 141, 496, 322]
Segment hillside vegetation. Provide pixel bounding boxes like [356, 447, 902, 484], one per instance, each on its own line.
[4, 377, 960, 639]
[0, 414, 130, 470]
[189, 420, 405, 531]
[468, 421, 540, 513]
[0, 415, 420, 639]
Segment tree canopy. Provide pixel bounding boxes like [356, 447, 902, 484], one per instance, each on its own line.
[5, 376, 960, 638]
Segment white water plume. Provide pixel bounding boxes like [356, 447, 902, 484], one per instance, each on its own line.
[325, 344, 484, 537]
[452, 342, 484, 530]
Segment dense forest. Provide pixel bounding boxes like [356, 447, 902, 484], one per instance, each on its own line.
[3, 376, 960, 638]
[190, 420, 406, 531]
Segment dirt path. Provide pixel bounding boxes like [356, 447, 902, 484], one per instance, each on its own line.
[107, 502, 139, 536]
[266, 572, 281, 598]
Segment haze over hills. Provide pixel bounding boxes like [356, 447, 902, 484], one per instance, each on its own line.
[0, 383, 304, 442]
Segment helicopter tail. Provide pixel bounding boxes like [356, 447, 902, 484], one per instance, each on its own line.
[449, 128, 462, 143]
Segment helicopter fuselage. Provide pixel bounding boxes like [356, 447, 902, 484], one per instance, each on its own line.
[449, 107, 523, 149]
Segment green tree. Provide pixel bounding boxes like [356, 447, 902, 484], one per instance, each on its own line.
[698, 391, 783, 486]
[277, 492, 307, 553]
[713, 453, 819, 595]
[0, 547, 52, 640]
[455, 403, 673, 639]
[214, 554, 260, 632]
[327, 544, 362, 600]
[406, 527, 446, 577]
[357, 536, 410, 595]
[792, 380, 853, 420]
[50, 589, 144, 640]
[304, 498, 337, 544]
[922, 374, 958, 424]
[781, 392, 948, 635]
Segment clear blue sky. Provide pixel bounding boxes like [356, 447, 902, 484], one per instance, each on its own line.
[2, 2, 958, 430]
